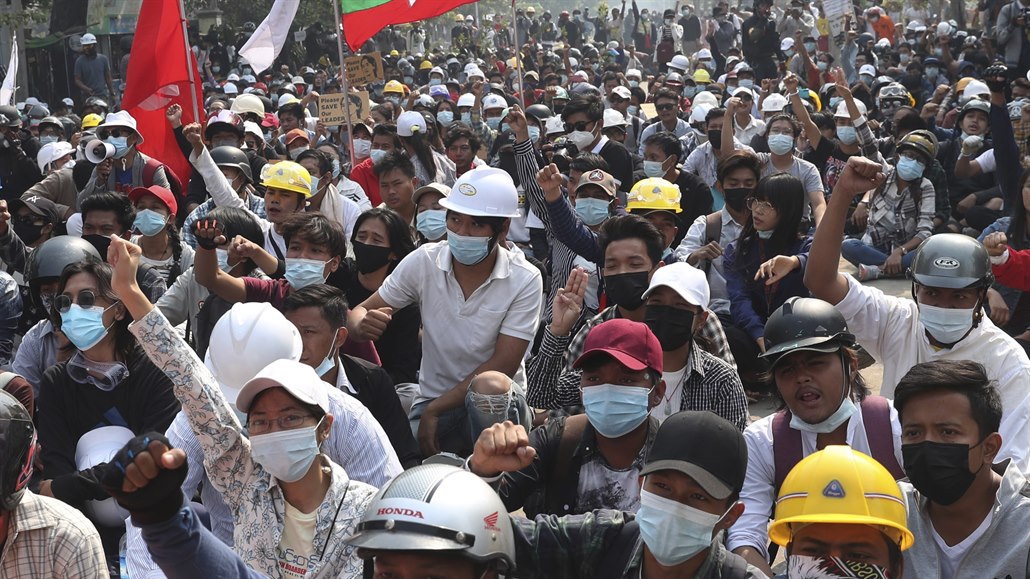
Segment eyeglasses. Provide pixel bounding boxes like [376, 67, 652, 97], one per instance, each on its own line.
[55, 290, 114, 313]
[746, 198, 776, 214]
[656, 103, 677, 112]
[568, 120, 598, 132]
[247, 414, 316, 435]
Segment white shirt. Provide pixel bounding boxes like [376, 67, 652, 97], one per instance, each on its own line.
[931, 509, 994, 579]
[835, 274, 1030, 473]
[673, 207, 745, 315]
[653, 364, 689, 422]
[972, 148, 996, 174]
[682, 139, 755, 187]
[734, 115, 767, 147]
[727, 402, 904, 558]
[377, 242, 543, 403]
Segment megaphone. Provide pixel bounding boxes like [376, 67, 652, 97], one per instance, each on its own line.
[85, 139, 115, 164]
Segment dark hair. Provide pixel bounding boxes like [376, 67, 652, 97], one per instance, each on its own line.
[654, 88, 680, 104]
[374, 150, 416, 179]
[56, 261, 135, 359]
[717, 150, 762, 184]
[400, 129, 437, 182]
[278, 102, 305, 121]
[579, 353, 662, 386]
[280, 212, 347, 258]
[764, 114, 800, 138]
[1006, 168, 1030, 250]
[561, 94, 604, 124]
[644, 131, 683, 160]
[894, 360, 1002, 439]
[371, 104, 395, 123]
[705, 107, 726, 125]
[569, 152, 610, 174]
[810, 112, 835, 133]
[207, 206, 264, 273]
[283, 284, 350, 327]
[249, 388, 326, 422]
[81, 192, 135, 233]
[372, 123, 402, 148]
[630, 86, 647, 103]
[296, 149, 332, 178]
[352, 207, 416, 271]
[737, 172, 805, 259]
[893, 107, 925, 136]
[443, 124, 481, 153]
[598, 214, 664, 268]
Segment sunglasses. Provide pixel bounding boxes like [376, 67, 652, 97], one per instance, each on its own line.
[568, 120, 598, 133]
[55, 290, 116, 313]
[656, 103, 677, 112]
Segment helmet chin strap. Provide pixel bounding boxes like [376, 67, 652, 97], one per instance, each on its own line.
[838, 348, 852, 407]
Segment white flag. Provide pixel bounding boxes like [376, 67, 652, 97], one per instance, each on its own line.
[0, 35, 17, 106]
[238, 0, 301, 74]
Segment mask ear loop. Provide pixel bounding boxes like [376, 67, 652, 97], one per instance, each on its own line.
[838, 347, 852, 408]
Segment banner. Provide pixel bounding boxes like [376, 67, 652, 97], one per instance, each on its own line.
[0, 35, 17, 106]
[318, 91, 370, 125]
[87, 0, 143, 35]
[344, 52, 383, 86]
[341, 0, 478, 51]
[238, 0, 302, 74]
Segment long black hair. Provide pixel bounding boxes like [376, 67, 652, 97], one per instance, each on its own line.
[56, 261, 137, 360]
[352, 207, 416, 273]
[736, 172, 806, 260]
[1006, 168, 1030, 251]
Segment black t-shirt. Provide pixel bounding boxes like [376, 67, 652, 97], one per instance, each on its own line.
[675, 169, 715, 227]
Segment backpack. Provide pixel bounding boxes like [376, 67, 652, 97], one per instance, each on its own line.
[142, 157, 185, 201]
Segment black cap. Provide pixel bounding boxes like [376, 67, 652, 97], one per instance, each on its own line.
[640, 411, 747, 499]
[10, 196, 61, 224]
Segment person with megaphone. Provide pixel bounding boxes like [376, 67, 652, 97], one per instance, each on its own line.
[78, 111, 172, 201]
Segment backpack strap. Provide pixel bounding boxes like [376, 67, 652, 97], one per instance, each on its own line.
[772, 409, 803, 497]
[720, 550, 751, 579]
[598, 520, 641, 579]
[546, 414, 589, 516]
[705, 211, 722, 244]
[860, 396, 905, 480]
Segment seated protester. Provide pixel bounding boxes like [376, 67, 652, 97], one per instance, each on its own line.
[728, 87, 767, 147]
[938, 99, 998, 227]
[107, 237, 381, 579]
[348, 123, 401, 207]
[806, 155, 1030, 473]
[723, 173, 811, 357]
[682, 106, 757, 196]
[128, 185, 194, 286]
[21, 144, 80, 220]
[0, 391, 108, 577]
[315, 140, 371, 211]
[642, 131, 713, 228]
[79, 111, 171, 198]
[180, 144, 265, 249]
[414, 183, 450, 244]
[184, 123, 309, 259]
[124, 300, 402, 578]
[347, 168, 543, 457]
[116, 411, 762, 579]
[729, 297, 905, 575]
[397, 111, 457, 187]
[295, 149, 363, 239]
[444, 123, 485, 178]
[37, 261, 179, 561]
[0, 196, 60, 277]
[79, 192, 167, 303]
[156, 206, 267, 353]
[637, 88, 694, 156]
[625, 177, 686, 262]
[329, 208, 421, 386]
[894, 360, 1030, 578]
[0, 271, 20, 368]
[374, 151, 419, 232]
[768, 446, 913, 579]
[562, 93, 635, 196]
[282, 285, 420, 468]
[843, 130, 938, 281]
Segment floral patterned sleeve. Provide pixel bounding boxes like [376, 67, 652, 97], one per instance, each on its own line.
[129, 307, 256, 510]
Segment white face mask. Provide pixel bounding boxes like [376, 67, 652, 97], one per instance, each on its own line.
[918, 303, 976, 344]
[567, 124, 598, 150]
[249, 419, 323, 483]
[637, 489, 727, 566]
[790, 396, 858, 433]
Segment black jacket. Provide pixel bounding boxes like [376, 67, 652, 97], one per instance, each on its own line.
[340, 354, 421, 468]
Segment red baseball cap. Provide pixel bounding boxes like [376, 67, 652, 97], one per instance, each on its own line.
[572, 318, 663, 374]
[128, 185, 177, 216]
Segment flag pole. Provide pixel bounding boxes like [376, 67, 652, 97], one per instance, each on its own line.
[511, 0, 526, 108]
[332, 0, 356, 166]
[178, 0, 201, 123]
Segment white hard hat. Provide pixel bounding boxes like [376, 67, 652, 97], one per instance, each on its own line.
[80, 33, 97, 46]
[834, 98, 867, 118]
[482, 94, 507, 111]
[231, 93, 265, 117]
[457, 93, 476, 108]
[689, 103, 714, 124]
[962, 80, 990, 101]
[75, 426, 133, 527]
[603, 108, 628, 128]
[222, 82, 239, 95]
[278, 93, 300, 108]
[761, 92, 788, 113]
[440, 167, 521, 218]
[626, 68, 642, 80]
[545, 116, 566, 135]
[205, 302, 303, 406]
[668, 54, 691, 71]
[227, 73, 240, 82]
[243, 121, 263, 140]
[36, 141, 75, 173]
[691, 91, 720, 109]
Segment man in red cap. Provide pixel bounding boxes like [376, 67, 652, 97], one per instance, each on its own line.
[467, 317, 666, 518]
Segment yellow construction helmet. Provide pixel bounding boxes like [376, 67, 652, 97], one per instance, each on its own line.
[769, 446, 914, 551]
[384, 80, 406, 94]
[420, 60, 433, 70]
[260, 161, 312, 198]
[627, 178, 682, 214]
[81, 113, 103, 130]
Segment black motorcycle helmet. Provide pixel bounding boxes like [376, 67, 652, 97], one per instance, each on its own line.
[761, 297, 856, 367]
[0, 390, 36, 512]
[211, 146, 253, 183]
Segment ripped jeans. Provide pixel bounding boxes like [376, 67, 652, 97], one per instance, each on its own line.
[409, 388, 532, 457]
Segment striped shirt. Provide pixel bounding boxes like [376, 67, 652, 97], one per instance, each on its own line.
[0, 491, 107, 578]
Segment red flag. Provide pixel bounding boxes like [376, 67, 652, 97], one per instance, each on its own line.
[341, 0, 477, 52]
[121, 0, 204, 193]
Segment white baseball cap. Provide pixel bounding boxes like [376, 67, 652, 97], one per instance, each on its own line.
[780, 37, 795, 51]
[603, 108, 628, 128]
[642, 262, 710, 307]
[859, 64, 877, 77]
[81, 33, 97, 46]
[610, 86, 632, 99]
[236, 359, 330, 414]
[397, 110, 428, 136]
[222, 82, 239, 95]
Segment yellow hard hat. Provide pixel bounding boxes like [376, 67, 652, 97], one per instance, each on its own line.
[420, 60, 433, 70]
[768, 446, 914, 551]
[81, 113, 103, 130]
[455, 13, 464, 21]
[390, 50, 400, 57]
[260, 161, 312, 198]
[384, 80, 405, 94]
[692, 69, 711, 84]
[627, 178, 682, 214]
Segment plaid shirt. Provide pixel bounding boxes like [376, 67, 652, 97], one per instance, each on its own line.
[0, 491, 107, 578]
[1015, 117, 1030, 169]
[866, 167, 936, 252]
[182, 190, 266, 249]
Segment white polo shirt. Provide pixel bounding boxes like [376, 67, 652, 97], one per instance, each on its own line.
[835, 274, 1030, 473]
[378, 241, 543, 404]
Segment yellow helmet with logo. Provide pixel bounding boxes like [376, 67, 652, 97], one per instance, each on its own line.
[768, 445, 913, 550]
[384, 80, 406, 94]
[627, 178, 682, 214]
[81, 113, 103, 130]
[260, 161, 312, 197]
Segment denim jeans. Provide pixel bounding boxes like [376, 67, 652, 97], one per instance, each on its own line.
[409, 389, 531, 457]
[841, 238, 917, 269]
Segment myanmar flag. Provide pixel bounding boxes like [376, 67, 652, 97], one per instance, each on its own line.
[341, 0, 478, 51]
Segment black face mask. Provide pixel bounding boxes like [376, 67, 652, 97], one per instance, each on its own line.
[901, 440, 982, 505]
[707, 129, 722, 149]
[723, 187, 752, 212]
[13, 221, 45, 246]
[645, 304, 695, 351]
[352, 241, 393, 274]
[604, 271, 650, 310]
[82, 234, 112, 261]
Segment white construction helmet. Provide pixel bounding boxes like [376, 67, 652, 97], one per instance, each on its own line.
[761, 93, 789, 113]
[345, 464, 516, 572]
[668, 54, 691, 72]
[440, 167, 521, 218]
[457, 93, 476, 108]
[204, 302, 303, 406]
[76, 426, 134, 527]
[230, 93, 265, 117]
[36, 141, 75, 173]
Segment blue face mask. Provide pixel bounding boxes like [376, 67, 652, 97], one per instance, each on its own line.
[310, 175, 321, 196]
[643, 159, 667, 178]
[575, 197, 610, 226]
[331, 158, 341, 179]
[896, 156, 926, 181]
[581, 383, 650, 438]
[429, 78, 442, 86]
[836, 125, 858, 145]
[790, 396, 857, 434]
[215, 248, 236, 273]
[926, 67, 939, 78]
[757, 229, 774, 239]
[528, 126, 541, 141]
[739, 79, 754, 89]
[370, 149, 388, 164]
[637, 489, 726, 566]
[683, 86, 698, 98]
[500, 122, 510, 133]
[315, 332, 338, 377]
[461, 112, 472, 124]
[829, 96, 843, 109]
[767, 134, 795, 156]
[133, 208, 168, 237]
[437, 110, 455, 126]
[284, 257, 330, 289]
[447, 231, 493, 265]
[39, 135, 58, 146]
[60, 303, 118, 351]
[486, 116, 502, 130]
[416, 209, 448, 241]
[106, 136, 129, 158]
